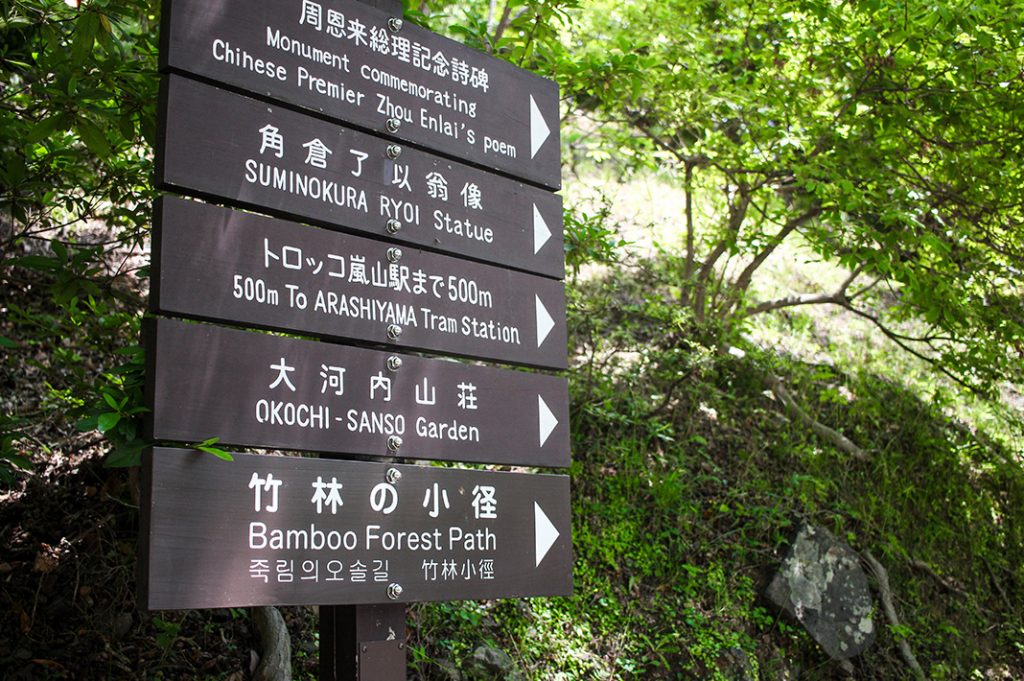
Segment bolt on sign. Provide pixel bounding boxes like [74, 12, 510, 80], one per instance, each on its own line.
[160, 0, 561, 189]
[145, 318, 570, 467]
[151, 196, 567, 369]
[139, 448, 572, 610]
[157, 76, 564, 279]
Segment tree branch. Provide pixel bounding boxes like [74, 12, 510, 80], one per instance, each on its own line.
[907, 557, 968, 597]
[731, 206, 822, 301]
[849, 274, 883, 299]
[682, 162, 696, 290]
[766, 375, 871, 462]
[489, 1, 518, 50]
[694, 187, 751, 322]
[747, 291, 981, 393]
[744, 291, 844, 317]
[863, 550, 926, 681]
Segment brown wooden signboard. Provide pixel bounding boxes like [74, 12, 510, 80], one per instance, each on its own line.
[144, 318, 570, 467]
[160, 0, 561, 189]
[158, 75, 564, 279]
[146, 2, 572, 664]
[151, 197, 566, 369]
[139, 447, 573, 609]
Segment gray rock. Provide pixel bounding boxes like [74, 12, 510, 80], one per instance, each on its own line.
[766, 523, 875, 660]
[719, 646, 757, 681]
[464, 645, 525, 681]
[109, 612, 134, 641]
[434, 658, 463, 681]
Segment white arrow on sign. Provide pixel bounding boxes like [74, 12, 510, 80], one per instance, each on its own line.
[529, 95, 551, 159]
[538, 395, 558, 447]
[535, 501, 559, 567]
[535, 295, 554, 347]
[533, 203, 552, 254]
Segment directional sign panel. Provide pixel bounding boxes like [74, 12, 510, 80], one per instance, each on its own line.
[139, 447, 572, 609]
[157, 76, 564, 279]
[161, 0, 561, 188]
[152, 197, 566, 369]
[145, 318, 570, 467]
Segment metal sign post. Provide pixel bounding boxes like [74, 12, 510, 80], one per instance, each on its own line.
[320, 604, 406, 681]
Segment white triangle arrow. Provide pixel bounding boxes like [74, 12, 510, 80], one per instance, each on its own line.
[530, 95, 551, 159]
[535, 502, 559, 567]
[535, 295, 554, 347]
[533, 203, 552, 254]
[538, 395, 558, 447]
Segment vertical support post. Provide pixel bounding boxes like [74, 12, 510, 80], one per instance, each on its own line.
[320, 0, 408, 677]
[319, 604, 407, 681]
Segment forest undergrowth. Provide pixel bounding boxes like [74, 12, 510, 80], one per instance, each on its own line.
[409, 255, 1024, 680]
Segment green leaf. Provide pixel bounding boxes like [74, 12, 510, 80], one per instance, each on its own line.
[97, 411, 121, 433]
[76, 416, 99, 432]
[76, 118, 112, 158]
[0, 15, 32, 31]
[6, 255, 60, 271]
[105, 443, 145, 468]
[26, 114, 69, 144]
[4, 155, 25, 184]
[51, 240, 68, 263]
[70, 12, 99, 65]
[193, 437, 234, 461]
[197, 445, 234, 462]
[117, 112, 135, 141]
[0, 336, 18, 349]
[102, 392, 121, 411]
[2, 452, 33, 471]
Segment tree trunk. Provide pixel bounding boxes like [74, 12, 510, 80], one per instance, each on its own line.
[252, 606, 292, 681]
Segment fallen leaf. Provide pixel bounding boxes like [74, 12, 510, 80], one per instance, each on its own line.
[33, 543, 60, 573]
[32, 659, 68, 672]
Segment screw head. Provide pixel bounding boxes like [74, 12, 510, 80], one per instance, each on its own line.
[386, 144, 402, 160]
[387, 435, 403, 452]
[386, 218, 402, 234]
[386, 247, 403, 263]
[387, 583, 404, 600]
[387, 324, 403, 341]
[388, 17, 403, 32]
[386, 355, 403, 371]
[386, 117, 401, 133]
[385, 467, 402, 484]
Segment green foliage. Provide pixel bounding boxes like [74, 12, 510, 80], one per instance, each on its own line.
[411, 257, 1024, 678]
[551, 0, 1024, 395]
[414, 0, 580, 76]
[562, 197, 627, 275]
[152, 616, 182, 656]
[0, 412, 32, 484]
[72, 342, 147, 467]
[1, 0, 158, 473]
[190, 437, 234, 462]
